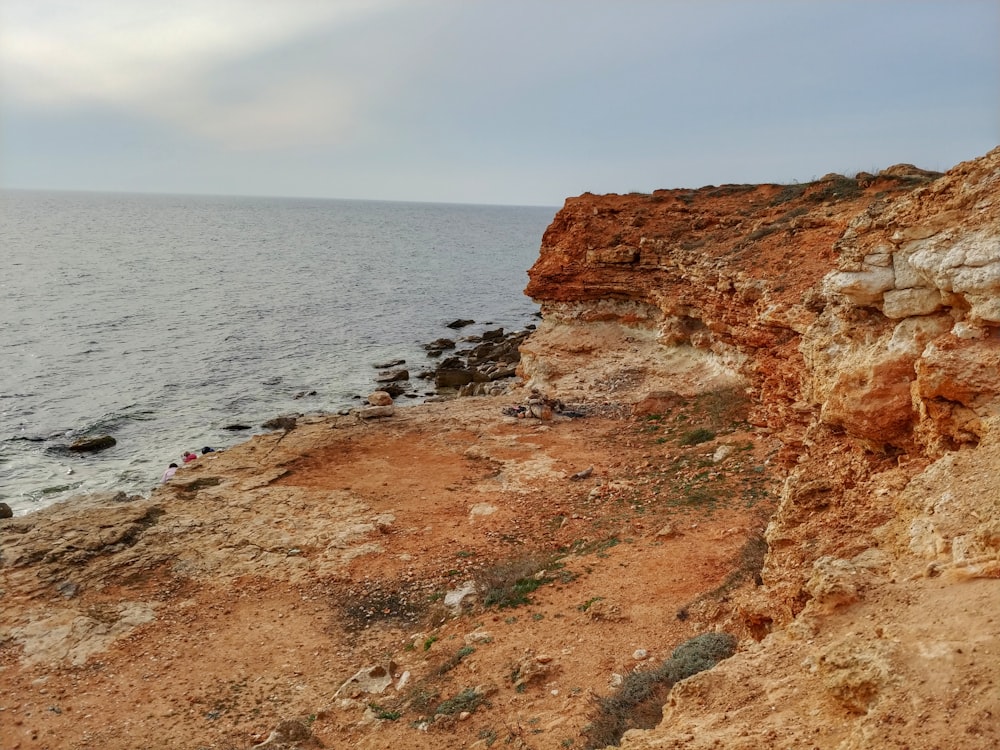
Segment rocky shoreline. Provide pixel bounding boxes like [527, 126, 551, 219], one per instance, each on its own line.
[3, 146, 1000, 750]
[371, 316, 538, 400]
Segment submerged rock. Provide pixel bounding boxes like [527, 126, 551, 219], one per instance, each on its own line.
[68, 435, 116, 453]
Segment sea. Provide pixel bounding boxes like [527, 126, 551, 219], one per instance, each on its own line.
[0, 190, 557, 517]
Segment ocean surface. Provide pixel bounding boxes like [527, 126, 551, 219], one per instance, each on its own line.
[0, 190, 556, 516]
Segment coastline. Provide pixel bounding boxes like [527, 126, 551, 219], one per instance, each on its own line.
[5, 146, 1000, 749]
[0, 382, 776, 749]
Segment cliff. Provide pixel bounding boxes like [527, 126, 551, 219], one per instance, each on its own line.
[521, 147, 1000, 748]
[2, 147, 999, 750]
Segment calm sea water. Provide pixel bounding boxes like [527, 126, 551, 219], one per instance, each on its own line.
[0, 190, 556, 516]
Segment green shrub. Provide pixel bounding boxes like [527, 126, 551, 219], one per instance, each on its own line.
[437, 645, 475, 675]
[679, 428, 715, 446]
[582, 633, 737, 748]
[368, 702, 401, 721]
[435, 687, 485, 716]
[477, 554, 560, 609]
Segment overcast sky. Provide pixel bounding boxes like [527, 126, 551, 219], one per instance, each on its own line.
[1, 0, 997, 206]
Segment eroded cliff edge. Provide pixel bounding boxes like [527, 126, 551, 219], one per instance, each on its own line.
[522, 147, 1000, 747]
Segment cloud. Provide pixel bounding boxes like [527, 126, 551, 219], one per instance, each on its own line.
[0, 0, 403, 148]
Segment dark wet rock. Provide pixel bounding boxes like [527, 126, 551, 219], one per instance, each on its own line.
[379, 382, 408, 398]
[487, 365, 518, 380]
[436, 369, 475, 388]
[223, 424, 252, 431]
[292, 390, 317, 399]
[446, 318, 475, 329]
[0, 502, 12, 519]
[482, 327, 505, 341]
[438, 355, 465, 369]
[262, 416, 297, 431]
[372, 358, 406, 369]
[375, 369, 409, 383]
[68, 435, 117, 453]
[423, 338, 455, 352]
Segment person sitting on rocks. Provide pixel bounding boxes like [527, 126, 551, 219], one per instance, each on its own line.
[182, 451, 198, 464]
[161, 463, 178, 483]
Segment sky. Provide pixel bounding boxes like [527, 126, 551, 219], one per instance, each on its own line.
[1, 0, 998, 207]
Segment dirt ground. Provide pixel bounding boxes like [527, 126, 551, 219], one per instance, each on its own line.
[0, 390, 778, 750]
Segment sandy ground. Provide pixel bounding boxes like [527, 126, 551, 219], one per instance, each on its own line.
[1, 391, 778, 750]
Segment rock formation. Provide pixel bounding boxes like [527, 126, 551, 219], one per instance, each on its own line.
[521, 147, 1000, 747]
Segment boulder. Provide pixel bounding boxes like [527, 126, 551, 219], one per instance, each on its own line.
[333, 662, 397, 699]
[379, 382, 408, 397]
[368, 391, 394, 406]
[372, 358, 405, 369]
[375, 368, 409, 383]
[436, 369, 474, 388]
[68, 435, 116, 453]
[423, 338, 455, 351]
[823, 267, 895, 306]
[357, 405, 395, 419]
[0, 502, 13, 519]
[882, 287, 942, 319]
[446, 318, 475, 329]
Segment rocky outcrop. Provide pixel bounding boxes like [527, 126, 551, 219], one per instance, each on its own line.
[522, 147, 1000, 748]
[67, 435, 117, 452]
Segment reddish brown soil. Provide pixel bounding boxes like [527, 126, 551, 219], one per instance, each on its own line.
[1, 396, 777, 750]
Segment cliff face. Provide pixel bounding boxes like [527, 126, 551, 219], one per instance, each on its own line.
[522, 147, 1000, 747]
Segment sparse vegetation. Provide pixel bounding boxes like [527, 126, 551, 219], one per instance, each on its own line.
[477, 728, 499, 746]
[679, 428, 716, 446]
[437, 645, 475, 675]
[369, 702, 401, 721]
[582, 633, 738, 749]
[477, 554, 564, 609]
[337, 581, 427, 631]
[703, 531, 768, 599]
[565, 536, 620, 556]
[435, 687, 486, 716]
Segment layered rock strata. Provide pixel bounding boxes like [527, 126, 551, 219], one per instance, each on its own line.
[521, 147, 1000, 747]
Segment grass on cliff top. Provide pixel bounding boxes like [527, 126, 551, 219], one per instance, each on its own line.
[582, 632, 738, 749]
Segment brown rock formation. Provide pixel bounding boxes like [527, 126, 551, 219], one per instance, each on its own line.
[520, 147, 1000, 748]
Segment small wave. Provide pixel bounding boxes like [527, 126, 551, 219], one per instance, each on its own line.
[6, 433, 60, 443]
[36, 481, 84, 497]
[70, 405, 160, 436]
